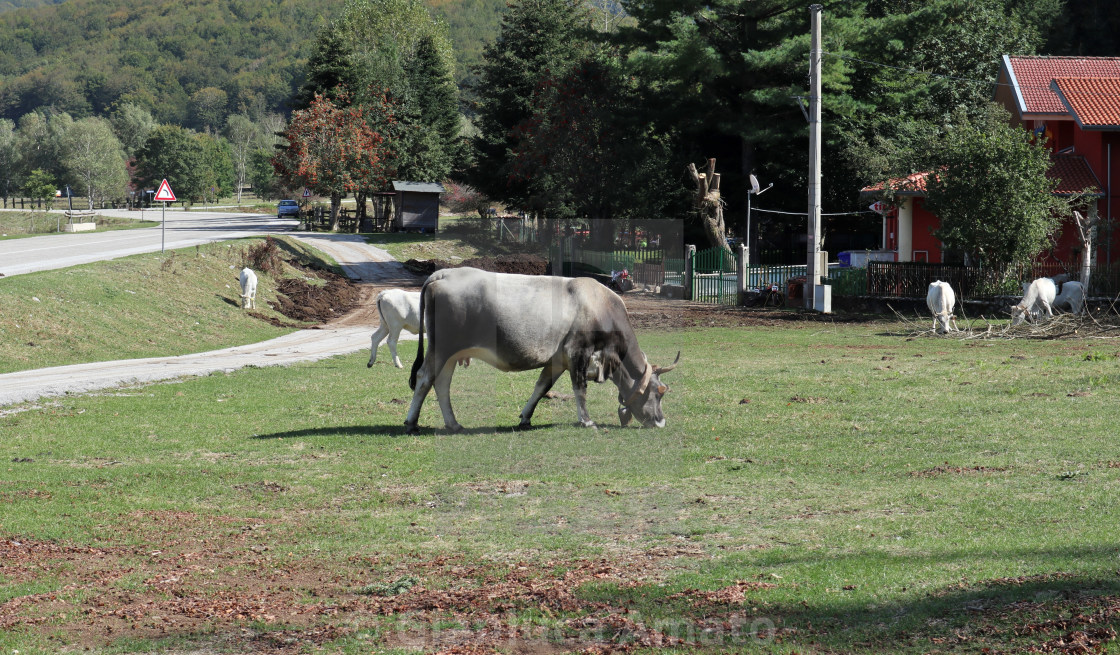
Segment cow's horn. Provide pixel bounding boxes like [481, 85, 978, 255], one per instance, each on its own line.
[654, 351, 681, 375]
[637, 359, 653, 395]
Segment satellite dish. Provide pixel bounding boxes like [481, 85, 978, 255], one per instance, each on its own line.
[749, 174, 761, 195]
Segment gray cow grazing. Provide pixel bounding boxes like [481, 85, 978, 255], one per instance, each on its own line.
[404, 267, 678, 434]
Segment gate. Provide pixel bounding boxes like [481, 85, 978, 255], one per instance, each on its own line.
[691, 246, 739, 305]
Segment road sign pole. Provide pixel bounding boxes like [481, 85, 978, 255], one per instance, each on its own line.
[153, 178, 177, 253]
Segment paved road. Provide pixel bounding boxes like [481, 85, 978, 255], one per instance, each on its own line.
[0, 229, 423, 408]
[0, 208, 298, 277]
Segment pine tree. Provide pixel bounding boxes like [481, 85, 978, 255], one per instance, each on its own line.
[293, 28, 359, 111]
[470, 0, 594, 208]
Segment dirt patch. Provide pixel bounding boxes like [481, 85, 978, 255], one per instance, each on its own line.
[254, 263, 364, 328]
[620, 292, 884, 330]
[0, 527, 755, 654]
[908, 464, 1011, 477]
[403, 253, 549, 277]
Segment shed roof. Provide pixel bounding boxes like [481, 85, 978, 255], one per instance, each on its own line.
[392, 181, 445, 193]
[1048, 153, 1103, 195]
[1050, 78, 1120, 129]
[860, 170, 930, 196]
[1002, 55, 1120, 117]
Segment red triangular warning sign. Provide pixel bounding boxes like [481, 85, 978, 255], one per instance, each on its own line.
[154, 179, 176, 202]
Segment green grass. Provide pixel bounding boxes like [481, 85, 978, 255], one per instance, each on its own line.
[0, 212, 159, 239]
[2, 320, 1120, 652]
[0, 236, 334, 374]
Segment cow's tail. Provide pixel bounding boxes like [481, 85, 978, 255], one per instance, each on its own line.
[409, 282, 428, 391]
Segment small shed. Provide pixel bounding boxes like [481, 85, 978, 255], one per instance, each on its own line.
[392, 181, 443, 232]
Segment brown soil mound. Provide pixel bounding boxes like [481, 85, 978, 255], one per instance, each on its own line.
[261, 264, 363, 327]
[402, 253, 548, 277]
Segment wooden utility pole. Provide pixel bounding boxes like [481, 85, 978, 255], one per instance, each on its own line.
[806, 4, 824, 310]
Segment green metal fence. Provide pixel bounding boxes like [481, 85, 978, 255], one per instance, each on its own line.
[691, 246, 739, 305]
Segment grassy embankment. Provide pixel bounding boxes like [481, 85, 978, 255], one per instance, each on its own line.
[2, 290, 1119, 652]
[0, 236, 346, 374]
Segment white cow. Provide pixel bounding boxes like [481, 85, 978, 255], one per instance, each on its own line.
[1010, 277, 1056, 325]
[1053, 280, 1085, 314]
[368, 289, 422, 368]
[926, 280, 959, 333]
[239, 267, 257, 309]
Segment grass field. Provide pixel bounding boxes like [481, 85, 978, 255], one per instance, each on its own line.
[3, 314, 1120, 652]
[0, 211, 158, 239]
[0, 236, 341, 374]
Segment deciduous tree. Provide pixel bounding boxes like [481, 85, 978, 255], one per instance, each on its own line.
[61, 117, 129, 209]
[22, 168, 55, 211]
[0, 119, 18, 207]
[109, 103, 155, 157]
[135, 125, 207, 203]
[924, 119, 1065, 267]
[272, 93, 393, 231]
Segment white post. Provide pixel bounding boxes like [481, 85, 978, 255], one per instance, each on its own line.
[161, 202, 166, 253]
[746, 191, 751, 270]
[806, 4, 823, 309]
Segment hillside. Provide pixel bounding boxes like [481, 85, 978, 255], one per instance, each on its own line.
[0, 0, 505, 125]
[0, 0, 62, 10]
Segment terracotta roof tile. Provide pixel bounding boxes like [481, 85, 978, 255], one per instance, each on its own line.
[861, 155, 1100, 197]
[1048, 153, 1103, 195]
[860, 171, 930, 194]
[1006, 56, 1120, 115]
[1051, 78, 1120, 128]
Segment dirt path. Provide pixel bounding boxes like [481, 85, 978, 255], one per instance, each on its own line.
[0, 234, 422, 408]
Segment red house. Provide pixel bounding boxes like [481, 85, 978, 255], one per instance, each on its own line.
[861, 55, 1115, 267]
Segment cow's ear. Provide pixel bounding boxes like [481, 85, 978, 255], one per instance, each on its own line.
[603, 351, 622, 377]
[657, 384, 667, 395]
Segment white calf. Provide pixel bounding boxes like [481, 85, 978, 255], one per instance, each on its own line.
[367, 288, 472, 369]
[1053, 280, 1085, 314]
[1010, 277, 1056, 325]
[368, 289, 422, 368]
[239, 267, 257, 309]
[926, 280, 959, 333]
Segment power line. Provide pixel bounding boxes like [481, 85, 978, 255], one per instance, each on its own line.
[752, 207, 876, 217]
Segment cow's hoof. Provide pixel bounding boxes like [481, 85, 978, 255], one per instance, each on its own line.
[517, 419, 532, 430]
[403, 421, 420, 435]
[578, 420, 597, 429]
[446, 424, 464, 434]
[393, 361, 404, 369]
[367, 362, 374, 368]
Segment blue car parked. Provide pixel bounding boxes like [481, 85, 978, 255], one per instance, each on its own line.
[277, 199, 300, 218]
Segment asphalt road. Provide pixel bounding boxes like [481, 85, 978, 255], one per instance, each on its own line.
[0, 208, 298, 277]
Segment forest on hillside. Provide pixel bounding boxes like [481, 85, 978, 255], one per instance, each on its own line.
[2, 0, 1120, 261]
[0, 0, 507, 126]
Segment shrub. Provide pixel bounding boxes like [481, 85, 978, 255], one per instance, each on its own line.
[442, 180, 488, 215]
[241, 236, 284, 275]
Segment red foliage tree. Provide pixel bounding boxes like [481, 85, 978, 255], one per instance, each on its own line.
[272, 92, 394, 231]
